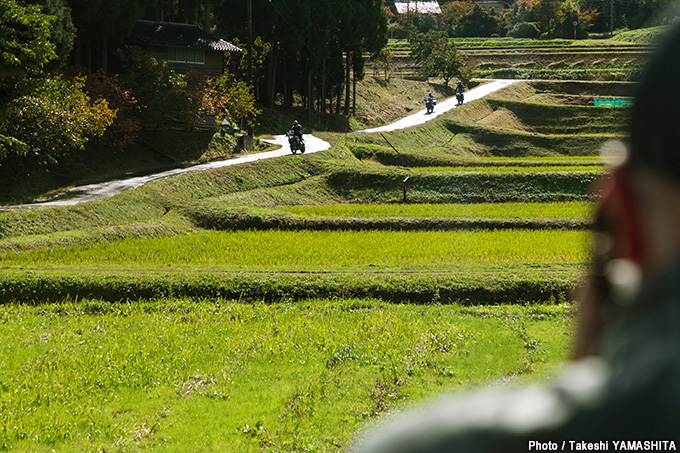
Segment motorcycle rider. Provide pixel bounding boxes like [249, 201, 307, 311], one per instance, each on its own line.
[455, 81, 464, 105]
[424, 92, 435, 112]
[291, 120, 303, 142]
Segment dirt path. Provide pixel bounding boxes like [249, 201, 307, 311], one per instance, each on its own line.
[5, 80, 516, 209]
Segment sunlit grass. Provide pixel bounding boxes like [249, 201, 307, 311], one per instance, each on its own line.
[476, 156, 602, 163]
[410, 166, 604, 172]
[0, 298, 575, 452]
[0, 229, 590, 267]
[280, 201, 594, 220]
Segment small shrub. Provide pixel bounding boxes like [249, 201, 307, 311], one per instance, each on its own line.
[508, 22, 542, 39]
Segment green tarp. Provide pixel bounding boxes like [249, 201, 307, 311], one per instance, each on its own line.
[594, 97, 633, 107]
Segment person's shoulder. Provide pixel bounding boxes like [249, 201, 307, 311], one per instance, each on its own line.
[356, 356, 680, 452]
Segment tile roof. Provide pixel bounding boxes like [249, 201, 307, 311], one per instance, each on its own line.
[394, 1, 442, 14]
[132, 20, 242, 52]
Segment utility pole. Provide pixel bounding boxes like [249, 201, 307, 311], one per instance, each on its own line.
[610, 0, 614, 37]
[246, 0, 254, 149]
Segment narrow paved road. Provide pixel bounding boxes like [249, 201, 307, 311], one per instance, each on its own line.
[354, 79, 518, 133]
[3, 80, 516, 209]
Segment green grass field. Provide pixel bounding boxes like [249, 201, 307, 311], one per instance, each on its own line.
[0, 299, 574, 452]
[409, 165, 604, 172]
[279, 201, 594, 220]
[0, 229, 590, 268]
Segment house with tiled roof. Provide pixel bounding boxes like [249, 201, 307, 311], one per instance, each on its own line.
[394, 1, 442, 14]
[131, 20, 242, 76]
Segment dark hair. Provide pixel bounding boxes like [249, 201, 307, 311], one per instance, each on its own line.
[630, 23, 680, 180]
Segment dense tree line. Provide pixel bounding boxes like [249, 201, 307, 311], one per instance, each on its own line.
[23, 0, 387, 114]
[211, 0, 387, 115]
[0, 0, 386, 187]
[387, 0, 675, 38]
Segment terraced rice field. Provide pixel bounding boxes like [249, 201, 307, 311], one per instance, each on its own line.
[0, 73, 634, 453]
[279, 201, 594, 220]
[409, 165, 604, 172]
[0, 229, 590, 267]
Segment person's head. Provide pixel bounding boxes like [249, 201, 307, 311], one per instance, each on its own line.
[575, 22, 680, 358]
[293, 120, 298, 125]
[606, 21, 680, 274]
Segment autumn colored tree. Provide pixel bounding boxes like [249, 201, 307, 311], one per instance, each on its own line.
[203, 73, 260, 129]
[117, 46, 194, 130]
[0, 76, 115, 165]
[441, 0, 476, 26]
[0, 0, 115, 176]
[85, 70, 142, 151]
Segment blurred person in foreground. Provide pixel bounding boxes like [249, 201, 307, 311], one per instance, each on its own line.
[356, 20, 680, 453]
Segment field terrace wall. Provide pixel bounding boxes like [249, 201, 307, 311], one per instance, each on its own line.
[463, 47, 651, 70]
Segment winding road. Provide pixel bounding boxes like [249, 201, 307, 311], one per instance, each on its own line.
[3, 79, 516, 209]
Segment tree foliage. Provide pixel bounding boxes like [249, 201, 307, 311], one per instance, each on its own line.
[213, 0, 387, 113]
[203, 73, 260, 128]
[117, 46, 203, 130]
[85, 70, 142, 151]
[0, 0, 57, 97]
[411, 31, 471, 86]
[371, 47, 394, 81]
[0, 76, 115, 163]
[28, 0, 76, 67]
[402, 0, 670, 38]
[456, 4, 500, 36]
[500, 0, 602, 37]
[508, 21, 542, 38]
[0, 0, 115, 176]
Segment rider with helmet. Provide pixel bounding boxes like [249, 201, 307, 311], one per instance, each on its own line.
[455, 81, 465, 105]
[291, 120, 303, 141]
[424, 92, 436, 113]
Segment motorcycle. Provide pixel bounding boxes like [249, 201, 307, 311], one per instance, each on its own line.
[456, 91, 464, 105]
[425, 98, 436, 114]
[286, 131, 306, 154]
